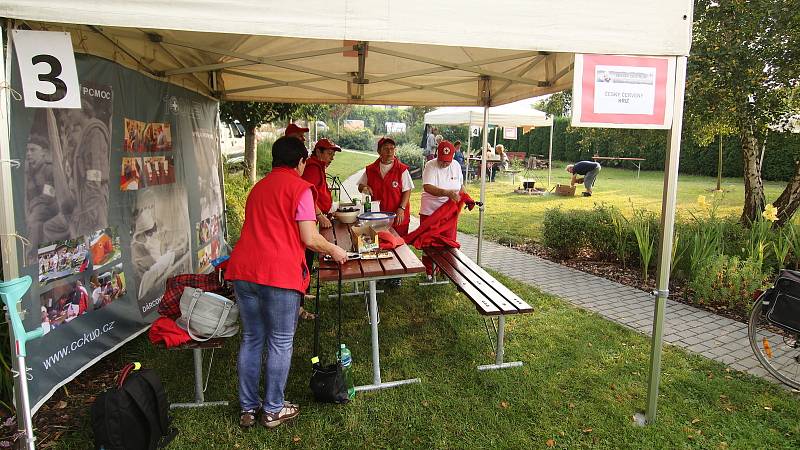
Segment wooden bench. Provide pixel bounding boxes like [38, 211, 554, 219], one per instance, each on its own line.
[424, 247, 533, 371]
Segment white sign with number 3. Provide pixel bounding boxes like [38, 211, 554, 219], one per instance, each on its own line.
[13, 30, 80, 109]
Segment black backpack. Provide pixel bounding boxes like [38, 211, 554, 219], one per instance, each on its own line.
[91, 363, 177, 450]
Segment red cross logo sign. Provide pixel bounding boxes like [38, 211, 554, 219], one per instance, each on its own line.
[392, 181, 399, 188]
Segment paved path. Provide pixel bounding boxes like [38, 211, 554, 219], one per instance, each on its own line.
[340, 171, 772, 382]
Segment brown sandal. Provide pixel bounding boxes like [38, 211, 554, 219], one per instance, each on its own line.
[239, 409, 257, 428]
[260, 403, 300, 429]
[299, 306, 317, 321]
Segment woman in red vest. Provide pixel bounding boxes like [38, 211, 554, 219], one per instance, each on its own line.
[225, 137, 347, 430]
[302, 138, 341, 227]
[357, 137, 414, 237]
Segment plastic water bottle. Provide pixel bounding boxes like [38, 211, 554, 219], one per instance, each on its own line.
[363, 195, 371, 213]
[339, 344, 356, 400]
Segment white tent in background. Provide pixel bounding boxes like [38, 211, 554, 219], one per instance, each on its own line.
[424, 102, 555, 186]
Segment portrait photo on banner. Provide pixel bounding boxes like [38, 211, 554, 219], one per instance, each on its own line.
[123, 118, 145, 152]
[192, 128, 223, 219]
[37, 236, 89, 287]
[39, 277, 91, 334]
[23, 82, 112, 266]
[130, 183, 191, 308]
[143, 122, 172, 152]
[120, 157, 142, 191]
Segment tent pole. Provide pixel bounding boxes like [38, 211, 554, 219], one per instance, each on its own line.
[643, 56, 687, 425]
[465, 126, 472, 181]
[548, 119, 554, 188]
[0, 21, 33, 449]
[477, 106, 489, 265]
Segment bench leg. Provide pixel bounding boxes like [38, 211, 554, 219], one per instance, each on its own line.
[477, 315, 523, 371]
[170, 348, 229, 409]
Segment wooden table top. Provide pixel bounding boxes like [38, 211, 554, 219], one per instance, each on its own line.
[317, 222, 426, 282]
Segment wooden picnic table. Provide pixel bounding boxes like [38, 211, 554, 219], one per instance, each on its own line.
[591, 156, 646, 179]
[318, 222, 425, 392]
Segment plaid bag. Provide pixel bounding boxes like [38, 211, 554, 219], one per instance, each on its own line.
[158, 271, 228, 319]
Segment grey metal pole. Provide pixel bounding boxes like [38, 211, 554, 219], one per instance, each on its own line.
[368, 280, 381, 385]
[16, 356, 35, 450]
[548, 120, 554, 188]
[495, 315, 505, 365]
[465, 126, 472, 181]
[644, 56, 687, 424]
[193, 349, 205, 403]
[477, 106, 489, 265]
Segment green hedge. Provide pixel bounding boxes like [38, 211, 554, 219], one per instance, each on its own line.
[477, 116, 800, 181]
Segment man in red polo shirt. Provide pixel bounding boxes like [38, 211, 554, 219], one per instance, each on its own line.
[301, 138, 341, 228]
[357, 137, 414, 237]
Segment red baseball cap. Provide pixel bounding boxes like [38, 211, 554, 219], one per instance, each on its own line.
[314, 138, 341, 152]
[377, 136, 396, 150]
[437, 140, 455, 162]
[285, 123, 309, 136]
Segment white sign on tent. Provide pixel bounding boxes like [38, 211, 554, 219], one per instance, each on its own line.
[503, 127, 517, 140]
[13, 30, 81, 109]
[572, 54, 676, 129]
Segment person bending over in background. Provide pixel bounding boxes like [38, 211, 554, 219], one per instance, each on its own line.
[566, 160, 602, 197]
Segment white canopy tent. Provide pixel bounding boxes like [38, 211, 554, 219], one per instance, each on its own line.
[425, 102, 555, 259]
[0, 1, 694, 446]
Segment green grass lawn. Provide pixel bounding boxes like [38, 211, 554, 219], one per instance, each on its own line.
[409, 161, 789, 245]
[54, 273, 800, 448]
[327, 149, 375, 181]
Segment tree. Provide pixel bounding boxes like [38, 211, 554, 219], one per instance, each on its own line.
[686, 0, 799, 224]
[219, 102, 295, 183]
[534, 90, 572, 117]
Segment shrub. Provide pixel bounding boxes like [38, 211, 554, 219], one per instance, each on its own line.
[582, 204, 623, 261]
[224, 173, 251, 246]
[256, 138, 274, 177]
[688, 254, 770, 315]
[335, 128, 375, 151]
[630, 208, 657, 280]
[396, 143, 425, 175]
[541, 208, 587, 258]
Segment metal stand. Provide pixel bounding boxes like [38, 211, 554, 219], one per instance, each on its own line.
[170, 348, 228, 409]
[354, 280, 421, 392]
[477, 315, 523, 371]
[329, 281, 384, 298]
[418, 263, 450, 286]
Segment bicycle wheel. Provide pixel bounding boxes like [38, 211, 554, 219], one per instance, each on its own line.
[748, 295, 800, 390]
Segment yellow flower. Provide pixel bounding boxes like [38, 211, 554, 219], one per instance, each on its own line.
[762, 204, 779, 222]
[697, 195, 708, 208]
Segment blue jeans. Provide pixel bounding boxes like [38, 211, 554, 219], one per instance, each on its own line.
[234, 280, 301, 413]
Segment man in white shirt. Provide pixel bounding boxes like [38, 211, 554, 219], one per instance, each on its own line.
[419, 140, 465, 277]
[421, 140, 464, 217]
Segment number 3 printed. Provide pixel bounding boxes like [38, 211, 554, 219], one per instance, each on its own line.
[31, 54, 68, 102]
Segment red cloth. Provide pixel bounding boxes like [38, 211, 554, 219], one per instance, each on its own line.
[377, 231, 405, 250]
[149, 316, 191, 348]
[226, 167, 315, 293]
[301, 155, 332, 214]
[365, 157, 410, 237]
[405, 191, 475, 249]
[159, 271, 226, 320]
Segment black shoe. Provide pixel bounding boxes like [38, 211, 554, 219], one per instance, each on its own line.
[582, 191, 592, 197]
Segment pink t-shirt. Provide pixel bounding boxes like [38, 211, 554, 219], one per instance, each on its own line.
[295, 188, 316, 221]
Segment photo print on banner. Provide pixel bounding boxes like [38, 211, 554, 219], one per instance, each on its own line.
[39, 277, 90, 334]
[130, 184, 191, 316]
[120, 157, 142, 191]
[87, 262, 126, 313]
[196, 237, 220, 273]
[123, 118, 145, 152]
[88, 226, 121, 270]
[23, 82, 112, 265]
[195, 214, 221, 247]
[37, 236, 89, 287]
[143, 156, 175, 186]
[142, 122, 172, 151]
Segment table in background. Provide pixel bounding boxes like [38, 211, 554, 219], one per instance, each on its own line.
[591, 156, 646, 179]
[318, 222, 426, 391]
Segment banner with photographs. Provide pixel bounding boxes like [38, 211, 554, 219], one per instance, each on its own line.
[7, 53, 226, 412]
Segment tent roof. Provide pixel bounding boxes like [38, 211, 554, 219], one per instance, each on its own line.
[425, 101, 552, 127]
[1, 1, 693, 106]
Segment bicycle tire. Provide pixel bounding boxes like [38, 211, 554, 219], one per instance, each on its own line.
[748, 294, 800, 390]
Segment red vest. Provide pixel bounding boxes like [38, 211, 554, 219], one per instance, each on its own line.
[225, 167, 315, 293]
[302, 155, 332, 214]
[365, 157, 410, 235]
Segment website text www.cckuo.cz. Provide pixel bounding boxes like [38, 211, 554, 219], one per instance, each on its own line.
[42, 321, 116, 370]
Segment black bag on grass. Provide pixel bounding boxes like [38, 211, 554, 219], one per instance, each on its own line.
[91, 363, 177, 450]
[309, 266, 350, 404]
